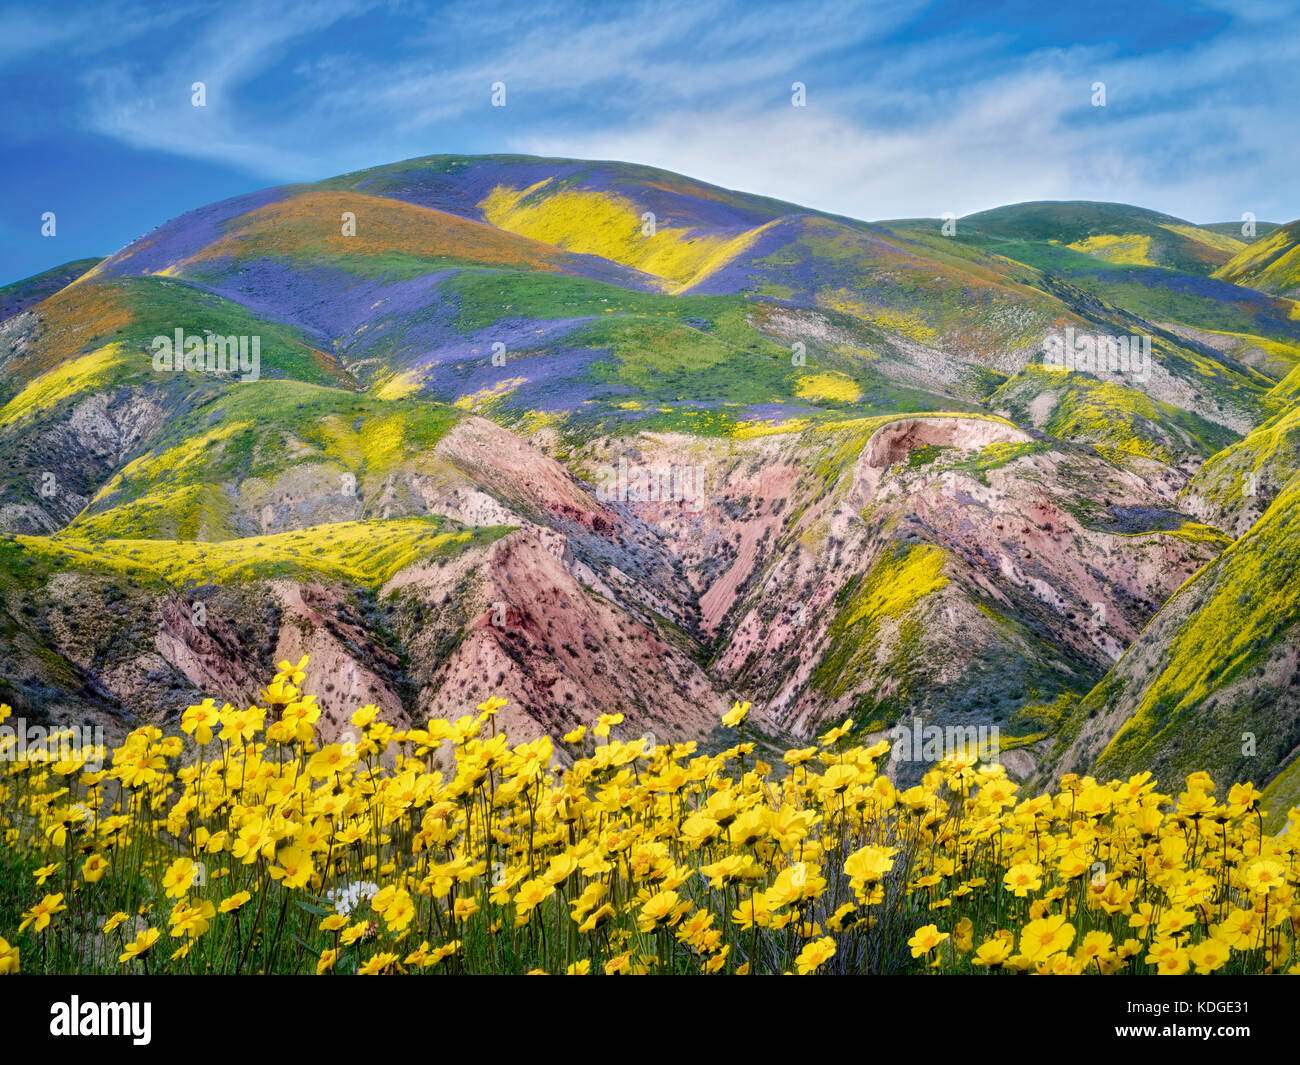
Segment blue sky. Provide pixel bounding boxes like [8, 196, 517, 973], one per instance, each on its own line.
[2, 0, 1298, 283]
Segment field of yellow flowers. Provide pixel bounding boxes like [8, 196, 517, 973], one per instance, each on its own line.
[0, 656, 1296, 976]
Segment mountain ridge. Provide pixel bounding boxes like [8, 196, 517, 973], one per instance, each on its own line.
[2, 152, 1299, 799]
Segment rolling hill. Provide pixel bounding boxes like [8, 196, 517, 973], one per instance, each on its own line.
[1, 154, 1298, 803]
[1214, 219, 1300, 299]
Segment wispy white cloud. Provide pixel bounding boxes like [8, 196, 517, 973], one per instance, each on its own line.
[79, 0, 385, 176]
[11, 0, 1297, 221]
[0, 1, 191, 68]
[518, 16, 1300, 223]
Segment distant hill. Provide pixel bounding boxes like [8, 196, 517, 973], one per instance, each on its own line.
[1214, 219, 1300, 298]
[953, 200, 1247, 275]
[0, 258, 101, 321]
[1201, 220, 1282, 242]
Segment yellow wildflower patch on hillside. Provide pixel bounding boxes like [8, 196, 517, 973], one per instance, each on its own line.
[1067, 233, 1155, 266]
[795, 372, 863, 403]
[1159, 223, 1245, 256]
[0, 342, 134, 429]
[480, 181, 769, 292]
[453, 376, 527, 411]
